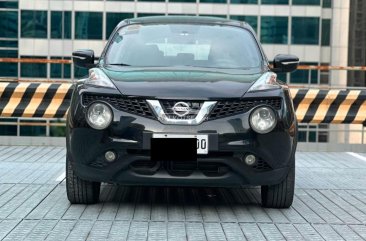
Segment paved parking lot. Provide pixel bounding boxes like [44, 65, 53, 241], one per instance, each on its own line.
[0, 146, 366, 240]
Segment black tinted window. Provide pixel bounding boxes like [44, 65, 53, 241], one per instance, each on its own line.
[106, 24, 262, 69]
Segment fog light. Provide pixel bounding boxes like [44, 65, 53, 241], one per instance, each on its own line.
[105, 151, 116, 162]
[244, 154, 256, 166]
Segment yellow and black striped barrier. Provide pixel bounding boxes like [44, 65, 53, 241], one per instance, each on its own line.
[290, 89, 366, 125]
[0, 82, 72, 118]
[0, 82, 365, 125]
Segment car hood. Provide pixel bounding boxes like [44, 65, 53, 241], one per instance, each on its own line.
[103, 67, 263, 99]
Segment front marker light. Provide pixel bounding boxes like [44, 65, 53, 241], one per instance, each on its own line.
[86, 102, 113, 130]
[250, 106, 277, 134]
[248, 72, 279, 92]
[86, 68, 116, 88]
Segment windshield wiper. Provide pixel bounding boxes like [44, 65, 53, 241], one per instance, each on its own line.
[108, 63, 131, 66]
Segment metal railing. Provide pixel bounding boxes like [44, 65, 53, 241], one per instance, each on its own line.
[298, 123, 366, 144]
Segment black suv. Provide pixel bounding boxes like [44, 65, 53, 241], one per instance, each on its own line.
[67, 16, 299, 208]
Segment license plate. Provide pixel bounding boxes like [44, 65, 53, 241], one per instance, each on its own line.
[153, 134, 208, 154]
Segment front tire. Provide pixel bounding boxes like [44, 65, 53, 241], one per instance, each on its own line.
[261, 165, 295, 208]
[66, 154, 101, 204]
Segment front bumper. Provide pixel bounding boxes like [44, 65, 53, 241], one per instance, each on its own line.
[67, 85, 297, 187]
[72, 152, 291, 187]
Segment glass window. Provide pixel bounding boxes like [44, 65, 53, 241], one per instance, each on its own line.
[167, 13, 196, 16]
[75, 12, 103, 39]
[260, 16, 288, 44]
[322, 0, 331, 8]
[0, 40, 18, 48]
[293, 0, 320, 5]
[291, 17, 319, 45]
[20, 56, 47, 78]
[137, 13, 165, 17]
[50, 121, 66, 137]
[74, 66, 89, 79]
[64, 63, 71, 79]
[169, 0, 196, 2]
[298, 131, 306, 142]
[51, 61, 61, 78]
[106, 24, 262, 69]
[231, 0, 257, 3]
[320, 63, 329, 84]
[0, 49, 17, 57]
[318, 124, 328, 143]
[20, 120, 46, 136]
[321, 19, 330, 46]
[51, 11, 71, 39]
[290, 62, 318, 84]
[229, 16, 257, 32]
[0, 118, 17, 136]
[51, 11, 62, 38]
[276, 72, 287, 82]
[199, 14, 227, 18]
[0, 49, 17, 56]
[21, 10, 48, 38]
[0, 50, 18, 77]
[0, 11, 18, 38]
[261, 0, 288, 4]
[106, 12, 134, 38]
[200, 0, 226, 3]
[0, 1, 18, 9]
[139, 0, 165, 1]
[64, 12, 72, 39]
[308, 131, 316, 142]
[298, 124, 324, 142]
[51, 57, 71, 79]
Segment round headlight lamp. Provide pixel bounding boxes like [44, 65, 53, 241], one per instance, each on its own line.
[249, 106, 277, 134]
[86, 102, 113, 130]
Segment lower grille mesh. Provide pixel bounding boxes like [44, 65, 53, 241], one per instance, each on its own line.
[82, 94, 155, 118]
[209, 98, 282, 119]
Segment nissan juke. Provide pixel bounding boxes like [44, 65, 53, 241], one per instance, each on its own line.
[67, 16, 299, 208]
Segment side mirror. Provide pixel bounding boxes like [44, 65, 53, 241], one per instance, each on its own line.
[72, 49, 95, 69]
[272, 54, 299, 73]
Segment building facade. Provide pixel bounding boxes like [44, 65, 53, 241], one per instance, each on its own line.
[348, 0, 366, 87]
[1, 0, 363, 144]
[1, 0, 336, 83]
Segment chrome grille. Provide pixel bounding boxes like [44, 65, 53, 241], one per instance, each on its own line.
[160, 100, 204, 120]
[209, 98, 282, 119]
[82, 94, 155, 118]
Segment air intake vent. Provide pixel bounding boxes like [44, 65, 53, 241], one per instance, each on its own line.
[252, 159, 272, 171]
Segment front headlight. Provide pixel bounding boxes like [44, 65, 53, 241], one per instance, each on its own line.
[85, 68, 115, 88]
[248, 72, 280, 92]
[86, 102, 113, 130]
[250, 106, 277, 134]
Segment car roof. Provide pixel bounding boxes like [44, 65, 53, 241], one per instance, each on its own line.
[118, 16, 250, 29]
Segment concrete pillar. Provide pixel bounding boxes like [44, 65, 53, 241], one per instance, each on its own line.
[329, 0, 350, 87]
[329, 0, 350, 144]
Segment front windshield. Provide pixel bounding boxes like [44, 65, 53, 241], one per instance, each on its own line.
[105, 24, 262, 69]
